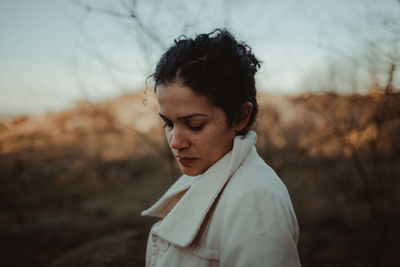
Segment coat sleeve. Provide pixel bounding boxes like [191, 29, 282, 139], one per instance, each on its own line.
[219, 186, 301, 267]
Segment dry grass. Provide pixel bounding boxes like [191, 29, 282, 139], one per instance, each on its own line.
[0, 90, 399, 267]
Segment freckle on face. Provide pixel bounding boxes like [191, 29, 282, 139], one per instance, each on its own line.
[156, 82, 236, 176]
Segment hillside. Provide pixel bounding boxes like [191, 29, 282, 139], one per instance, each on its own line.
[0, 90, 399, 267]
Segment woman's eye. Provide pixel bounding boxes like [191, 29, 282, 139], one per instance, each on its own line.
[188, 124, 204, 131]
[163, 121, 173, 129]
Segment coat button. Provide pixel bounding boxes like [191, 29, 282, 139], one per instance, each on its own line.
[157, 238, 170, 252]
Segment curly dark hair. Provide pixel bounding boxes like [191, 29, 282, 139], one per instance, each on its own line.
[153, 29, 260, 135]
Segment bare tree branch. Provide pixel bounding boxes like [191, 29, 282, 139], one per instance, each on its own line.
[70, 0, 167, 50]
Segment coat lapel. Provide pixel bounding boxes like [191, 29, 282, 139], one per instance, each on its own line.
[141, 131, 257, 247]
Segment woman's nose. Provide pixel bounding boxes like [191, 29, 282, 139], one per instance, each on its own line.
[169, 128, 189, 150]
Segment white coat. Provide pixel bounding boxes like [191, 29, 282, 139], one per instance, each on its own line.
[141, 131, 301, 267]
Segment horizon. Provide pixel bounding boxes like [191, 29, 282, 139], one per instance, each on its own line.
[0, 0, 399, 116]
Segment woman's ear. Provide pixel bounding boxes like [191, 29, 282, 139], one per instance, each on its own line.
[234, 102, 253, 133]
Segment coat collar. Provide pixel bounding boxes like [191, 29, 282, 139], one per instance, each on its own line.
[141, 131, 257, 247]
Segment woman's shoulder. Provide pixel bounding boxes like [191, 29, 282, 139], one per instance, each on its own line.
[214, 148, 299, 228]
[222, 148, 293, 207]
[212, 148, 299, 239]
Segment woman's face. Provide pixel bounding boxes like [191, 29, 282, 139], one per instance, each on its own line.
[156, 81, 236, 176]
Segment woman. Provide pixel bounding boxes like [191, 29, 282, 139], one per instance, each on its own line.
[142, 29, 301, 267]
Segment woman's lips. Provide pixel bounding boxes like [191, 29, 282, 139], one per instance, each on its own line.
[177, 157, 197, 166]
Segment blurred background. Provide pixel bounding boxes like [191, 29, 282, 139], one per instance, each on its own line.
[0, 0, 399, 266]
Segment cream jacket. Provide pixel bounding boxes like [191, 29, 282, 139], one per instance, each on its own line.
[141, 131, 301, 267]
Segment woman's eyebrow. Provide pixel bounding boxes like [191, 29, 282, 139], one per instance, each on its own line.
[158, 112, 209, 120]
[179, 114, 209, 120]
[158, 113, 169, 120]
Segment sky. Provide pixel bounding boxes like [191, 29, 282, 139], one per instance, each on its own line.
[0, 0, 399, 115]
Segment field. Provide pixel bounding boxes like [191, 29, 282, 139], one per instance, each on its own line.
[0, 89, 399, 267]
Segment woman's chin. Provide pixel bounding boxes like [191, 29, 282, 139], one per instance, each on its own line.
[181, 167, 203, 177]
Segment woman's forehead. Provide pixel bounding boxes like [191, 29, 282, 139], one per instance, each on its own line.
[156, 83, 214, 114]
